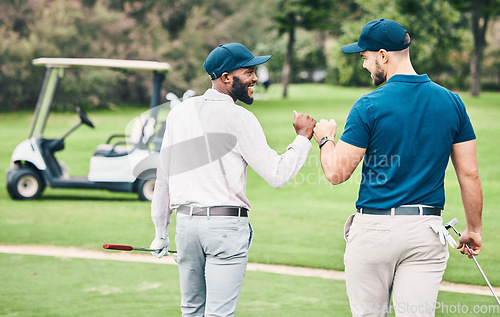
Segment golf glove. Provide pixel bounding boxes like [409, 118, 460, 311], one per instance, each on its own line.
[150, 237, 169, 258]
[430, 224, 458, 248]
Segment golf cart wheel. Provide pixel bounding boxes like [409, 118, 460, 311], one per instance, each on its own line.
[136, 174, 156, 201]
[7, 167, 45, 200]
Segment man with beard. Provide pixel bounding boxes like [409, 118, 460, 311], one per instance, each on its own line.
[313, 19, 482, 316]
[150, 43, 316, 316]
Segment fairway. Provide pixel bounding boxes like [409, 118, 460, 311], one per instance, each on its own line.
[1, 83, 499, 315]
[0, 252, 497, 316]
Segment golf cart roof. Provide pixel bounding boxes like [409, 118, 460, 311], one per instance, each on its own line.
[29, 58, 170, 138]
[32, 58, 171, 72]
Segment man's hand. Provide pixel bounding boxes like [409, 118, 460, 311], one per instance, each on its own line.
[293, 110, 316, 140]
[150, 237, 170, 258]
[313, 119, 337, 143]
[457, 229, 482, 259]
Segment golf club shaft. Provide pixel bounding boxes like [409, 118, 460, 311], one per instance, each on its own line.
[446, 224, 500, 306]
[132, 247, 171, 252]
[465, 244, 500, 306]
[133, 247, 161, 252]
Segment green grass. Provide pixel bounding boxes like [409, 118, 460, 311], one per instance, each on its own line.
[1, 83, 499, 315]
[1, 253, 497, 317]
[0, 253, 348, 317]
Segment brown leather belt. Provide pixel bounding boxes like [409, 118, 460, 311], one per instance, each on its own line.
[177, 205, 248, 217]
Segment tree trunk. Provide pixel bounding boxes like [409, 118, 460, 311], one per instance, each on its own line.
[318, 31, 327, 57]
[470, 3, 489, 97]
[282, 21, 295, 98]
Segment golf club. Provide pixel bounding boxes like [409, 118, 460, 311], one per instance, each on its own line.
[444, 218, 500, 306]
[102, 243, 176, 253]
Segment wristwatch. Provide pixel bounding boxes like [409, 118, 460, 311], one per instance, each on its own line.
[319, 136, 334, 149]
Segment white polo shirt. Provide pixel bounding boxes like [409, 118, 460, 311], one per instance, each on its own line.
[151, 89, 312, 238]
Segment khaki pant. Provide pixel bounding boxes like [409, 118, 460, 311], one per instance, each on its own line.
[344, 213, 448, 317]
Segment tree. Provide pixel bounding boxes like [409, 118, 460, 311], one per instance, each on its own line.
[0, 0, 278, 111]
[451, 0, 500, 96]
[333, 0, 467, 88]
[0, 0, 149, 111]
[274, 0, 336, 97]
[113, 0, 278, 96]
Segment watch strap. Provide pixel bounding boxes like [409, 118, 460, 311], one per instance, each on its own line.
[319, 136, 333, 149]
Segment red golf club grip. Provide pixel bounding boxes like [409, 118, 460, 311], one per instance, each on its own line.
[103, 243, 133, 251]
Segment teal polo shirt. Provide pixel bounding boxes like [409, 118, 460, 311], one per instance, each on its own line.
[340, 74, 476, 210]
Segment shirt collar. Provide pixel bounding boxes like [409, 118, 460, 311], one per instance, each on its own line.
[203, 88, 235, 103]
[387, 74, 430, 84]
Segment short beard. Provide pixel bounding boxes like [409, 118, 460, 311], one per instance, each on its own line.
[231, 76, 253, 105]
[372, 60, 386, 86]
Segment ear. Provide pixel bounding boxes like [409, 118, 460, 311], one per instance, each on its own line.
[378, 49, 389, 64]
[220, 72, 232, 84]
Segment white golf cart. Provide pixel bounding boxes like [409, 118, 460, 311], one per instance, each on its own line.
[6, 58, 171, 201]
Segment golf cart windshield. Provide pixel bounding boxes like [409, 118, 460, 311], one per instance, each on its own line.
[29, 58, 171, 138]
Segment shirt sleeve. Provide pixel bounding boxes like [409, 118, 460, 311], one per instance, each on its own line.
[453, 93, 476, 144]
[236, 111, 312, 188]
[150, 117, 173, 239]
[340, 97, 372, 149]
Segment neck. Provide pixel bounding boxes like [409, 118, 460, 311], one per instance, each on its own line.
[212, 81, 236, 101]
[386, 55, 417, 80]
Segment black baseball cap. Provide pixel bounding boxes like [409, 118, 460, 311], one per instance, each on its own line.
[203, 43, 271, 80]
[341, 19, 410, 53]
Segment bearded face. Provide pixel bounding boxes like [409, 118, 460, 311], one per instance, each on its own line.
[361, 51, 387, 86]
[231, 74, 255, 105]
[372, 60, 386, 86]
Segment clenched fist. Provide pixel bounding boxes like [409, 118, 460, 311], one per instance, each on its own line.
[293, 110, 316, 140]
[313, 119, 337, 143]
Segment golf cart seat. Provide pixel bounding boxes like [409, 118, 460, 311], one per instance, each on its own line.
[93, 136, 133, 157]
[94, 115, 156, 157]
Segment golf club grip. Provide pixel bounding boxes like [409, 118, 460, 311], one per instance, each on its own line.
[102, 243, 133, 251]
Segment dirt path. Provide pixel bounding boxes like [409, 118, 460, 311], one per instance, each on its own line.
[1, 244, 498, 297]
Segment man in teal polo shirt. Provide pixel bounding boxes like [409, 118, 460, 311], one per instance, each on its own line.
[313, 19, 483, 316]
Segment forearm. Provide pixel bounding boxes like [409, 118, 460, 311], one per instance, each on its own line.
[459, 173, 483, 233]
[320, 140, 343, 185]
[151, 208, 172, 239]
[451, 140, 483, 233]
[320, 140, 364, 185]
[265, 135, 312, 188]
[243, 134, 312, 188]
[151, 178, 172, 239]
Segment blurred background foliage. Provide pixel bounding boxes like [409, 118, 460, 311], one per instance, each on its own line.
[0, 0, 499, 111]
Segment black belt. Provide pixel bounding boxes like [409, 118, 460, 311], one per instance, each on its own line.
[177, 205, 248, 217]
[357, 206, 441, 216]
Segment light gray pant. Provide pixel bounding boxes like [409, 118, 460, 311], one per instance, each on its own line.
[175, 213, 253, 317]
[344, 213, 449, 317]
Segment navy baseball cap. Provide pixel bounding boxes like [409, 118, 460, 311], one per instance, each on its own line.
[341, 19, 410, 53]
[204, 43, 271, 80]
